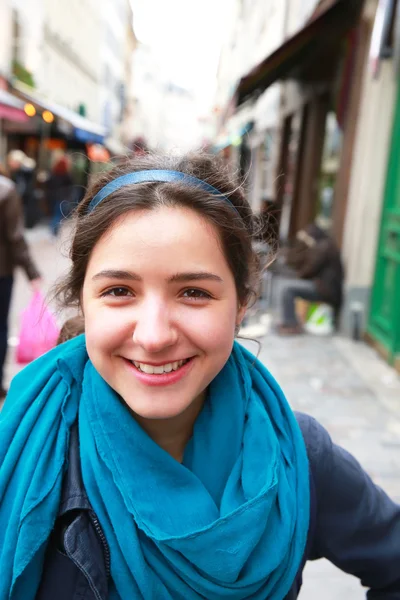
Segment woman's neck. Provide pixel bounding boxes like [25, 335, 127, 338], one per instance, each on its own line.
[134, 392, 206, 462]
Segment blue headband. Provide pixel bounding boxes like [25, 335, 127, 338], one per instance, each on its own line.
[87, 169, 239, 214]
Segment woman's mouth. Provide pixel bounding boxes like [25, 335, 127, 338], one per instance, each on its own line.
[123, 356, 195, 386]
[130, 358, 191, 374]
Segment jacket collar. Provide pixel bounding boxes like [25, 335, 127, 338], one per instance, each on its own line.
[59, 420, 91, 515]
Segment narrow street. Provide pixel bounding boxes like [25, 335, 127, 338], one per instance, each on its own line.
[4, 223, 400, 600]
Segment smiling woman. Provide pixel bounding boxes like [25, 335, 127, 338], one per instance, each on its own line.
[0, 152, 399, 600]
[82, 205, 243, 427]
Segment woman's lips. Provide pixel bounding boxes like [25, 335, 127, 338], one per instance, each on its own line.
[123, 356, 195, 387]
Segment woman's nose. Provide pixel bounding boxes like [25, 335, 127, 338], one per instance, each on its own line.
[132, 301, 178, 352]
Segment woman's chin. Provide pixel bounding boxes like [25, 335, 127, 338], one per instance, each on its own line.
[125, 400, 192, 422]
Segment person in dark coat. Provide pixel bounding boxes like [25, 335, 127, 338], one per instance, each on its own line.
[46, 155, 74, 236]
[277, 223, 344, 335]
[7, 149, 39, 229]
[0, 168, 41, 399]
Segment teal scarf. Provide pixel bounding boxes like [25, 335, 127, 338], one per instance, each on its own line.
[0, 336, 309, 599]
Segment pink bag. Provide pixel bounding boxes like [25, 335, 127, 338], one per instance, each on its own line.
[16, 291, 60, 364]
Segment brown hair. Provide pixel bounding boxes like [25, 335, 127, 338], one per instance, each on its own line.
[57, 315, 85, 345]
[55, 152, 270, 309]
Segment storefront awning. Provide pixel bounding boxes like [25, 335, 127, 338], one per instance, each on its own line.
[11, 83, 106, 143]
[235, 0, 364, 106]
[0, 89, 29, 122]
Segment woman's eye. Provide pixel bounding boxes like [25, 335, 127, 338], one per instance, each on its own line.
[101, 287, 132, 298]
[182, 288, 212, 300]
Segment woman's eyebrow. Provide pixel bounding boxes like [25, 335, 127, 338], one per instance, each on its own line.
[92, 269, 142, 281]
[168, 272, 224, 283]
[92, 270, 223, 283]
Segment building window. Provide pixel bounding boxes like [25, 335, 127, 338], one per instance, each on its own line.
[316, 112, 342, 230]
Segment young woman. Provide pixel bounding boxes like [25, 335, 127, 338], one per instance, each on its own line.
[0, 153, 399, 600]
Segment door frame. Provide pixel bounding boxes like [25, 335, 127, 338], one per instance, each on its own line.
[367, 78, 400, 365]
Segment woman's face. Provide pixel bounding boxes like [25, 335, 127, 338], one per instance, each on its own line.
[82, 206, 245, 421]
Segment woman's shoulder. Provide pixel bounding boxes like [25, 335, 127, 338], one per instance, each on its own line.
[294, 411, 332, 467]
[294, 412, 343, 502]
[295, 414, 400, 594]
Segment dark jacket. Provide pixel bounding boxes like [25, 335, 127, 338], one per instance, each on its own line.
[0, 175, 40, 280]
[286, 226, 344, 310]
[46, 173, 74, 211]
[11, 165, 39, 228]
[11, 165, 35, 205]
[36, 413, 400, 599]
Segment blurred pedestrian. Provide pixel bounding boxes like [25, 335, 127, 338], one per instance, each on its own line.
[0, 166, 41, 400]
[46, 155, 74, 236]
[7, 149, 39, 229]
[0, 153, 399, 599]
[277, 223, 344, 335]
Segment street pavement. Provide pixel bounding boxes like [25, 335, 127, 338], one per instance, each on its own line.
[3, 223, 400, 600]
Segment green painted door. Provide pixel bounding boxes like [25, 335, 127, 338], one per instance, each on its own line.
[368, 83, 400, 364]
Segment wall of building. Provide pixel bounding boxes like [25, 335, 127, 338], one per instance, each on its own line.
[120, 6, 137, 148]
[0, 0, 13, 78]
[42, 0, 102, 121]
[285, 0, 320, 36]
[7, 0, 44, 84]
[17, 0, 103, 123]
[100, 0, 130, 144]
[215, 0, 321, 127]
[341, 0, 397, 334]
[215, 0, 287, 131]
[213, 0, 242, 126]
[238, 0, 287, 72]
[8, 0, 133, 134]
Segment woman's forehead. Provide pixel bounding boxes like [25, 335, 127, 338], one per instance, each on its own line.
[86, 206, 228, 274]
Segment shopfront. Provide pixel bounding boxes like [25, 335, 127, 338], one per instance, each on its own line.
[0, 87, 29, 160]
[233, 0, 366, 244]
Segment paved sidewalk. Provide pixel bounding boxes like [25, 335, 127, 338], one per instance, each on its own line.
[3, 224, 400, 599]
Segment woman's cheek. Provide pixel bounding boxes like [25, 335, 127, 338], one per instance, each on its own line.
[187, 305, 237, 345]
[85, 305, 131, 346]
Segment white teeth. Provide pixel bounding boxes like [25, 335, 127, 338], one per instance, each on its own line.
[131, 359, 188, 374]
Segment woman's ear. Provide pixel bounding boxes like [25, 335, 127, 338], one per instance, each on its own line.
[236, 304, 247, 331]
